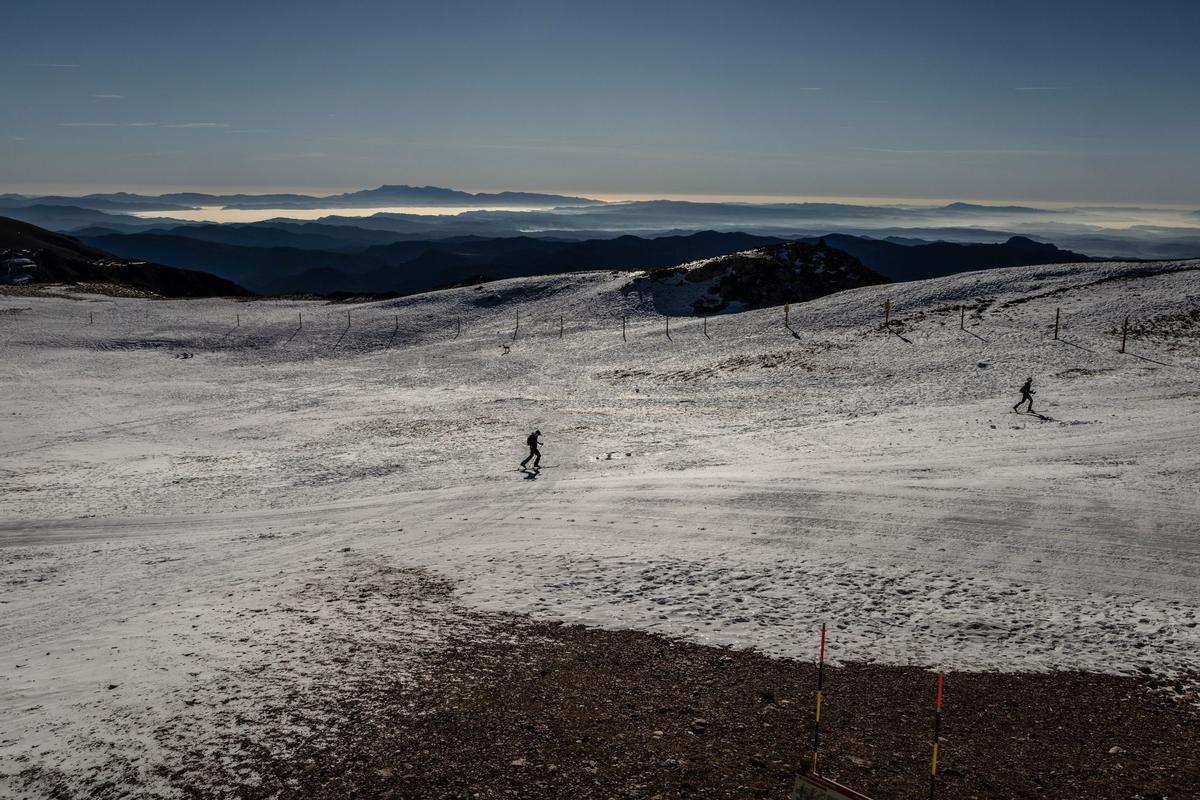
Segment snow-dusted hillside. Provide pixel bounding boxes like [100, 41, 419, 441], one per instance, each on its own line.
[622, 239, 885, 315]
[1, 259, 1199, 794]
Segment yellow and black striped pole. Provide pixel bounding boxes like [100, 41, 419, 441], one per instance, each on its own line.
[811, 623, 826, 773]
[929, 671, 944, 800]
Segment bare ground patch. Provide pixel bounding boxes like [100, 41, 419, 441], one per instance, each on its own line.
[191, 619, 1200, 800]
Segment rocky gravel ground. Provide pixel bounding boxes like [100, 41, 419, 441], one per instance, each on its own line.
[224, 617, 1200, 800]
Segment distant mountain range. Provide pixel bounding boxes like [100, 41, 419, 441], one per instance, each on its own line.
[3, 188, 1198, 261]
[0, 184, 600, 213]
[813, 234, 1092, 281]
[1, 205, 1112, 301]
[79, 224, 1096, 297]
[81, 230, 782, 295]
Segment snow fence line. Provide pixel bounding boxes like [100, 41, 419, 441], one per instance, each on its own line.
[12, 294, 1174, 362]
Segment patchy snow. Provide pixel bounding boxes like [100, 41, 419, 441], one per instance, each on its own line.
[2, 259, 1199, 793]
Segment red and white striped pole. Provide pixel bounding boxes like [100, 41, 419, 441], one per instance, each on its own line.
[929, 671, 944, 799]
[811, 623, 826, 773]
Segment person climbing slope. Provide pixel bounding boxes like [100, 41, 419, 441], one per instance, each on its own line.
[520, 429, 543, 470]
[1012, 377, 1036, 413]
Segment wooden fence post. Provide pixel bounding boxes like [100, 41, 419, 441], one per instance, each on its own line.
[346, 309, 351, 328]
[1120, 315, 1129, 353]
[665, 314, 671, 341]
[298, 311, 303, 329]
[88, 311, 94, 325]
[884, 298, 891, 326]
[236, 313, 240, 328]
[456, 316, 461, 338]
[1054, 308, 1060, 340]
[513, 308, 519, 341]
[559, 314, 563, 339]
[960, 307, 965, 330]
[622, 315, 627, 342]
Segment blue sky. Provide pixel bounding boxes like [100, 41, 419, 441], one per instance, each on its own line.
[2, 0, 1198, 203]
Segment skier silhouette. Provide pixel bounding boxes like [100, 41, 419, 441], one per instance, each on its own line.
[1012, 377, 1035, 413]
[520, 430, 543, 470]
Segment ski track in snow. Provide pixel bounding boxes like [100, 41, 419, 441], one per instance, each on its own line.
[1, 259, 1199, 794]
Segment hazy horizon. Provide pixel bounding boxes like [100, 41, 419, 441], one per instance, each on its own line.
[4, 0, 1198, 205]
[5, 183, 1200, 213]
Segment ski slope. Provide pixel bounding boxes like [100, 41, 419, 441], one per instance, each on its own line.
[1, 259, 1199, 793]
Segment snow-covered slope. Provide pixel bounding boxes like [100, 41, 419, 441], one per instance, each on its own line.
[1, 259, 1199, 793]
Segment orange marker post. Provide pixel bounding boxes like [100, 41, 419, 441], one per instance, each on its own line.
[811, 623, 826, 773]
[929, 671, 943, 800]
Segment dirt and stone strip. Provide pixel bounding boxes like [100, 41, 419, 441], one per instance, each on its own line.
[211, 619, 1199, 800]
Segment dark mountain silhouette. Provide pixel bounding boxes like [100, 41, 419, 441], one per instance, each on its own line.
[0, 216, 250, 297]
[0, 194, 195, 212]
[262, 232, 786, 295]
[81, 232, 387, 293]
[77, 221, 1101, 296]
[78, 230, 783, 295]
[0, 185, 599, 216]
[212, 185, 599, 210]
[120, 223, 403, 252]
[0, 204, 172, 232]
[811, 234, 1092, 281]
[939, 202, 1056, 215]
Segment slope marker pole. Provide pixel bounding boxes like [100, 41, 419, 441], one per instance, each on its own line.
[785, 302, 790, 328]
[236, 313, 240, 328]
[1054, 307, 1060, 340]
[665, 314, 671, 341]
[298, 311, 303, 330]
[455, 316, 461, 338]
[559, 314, 563, 339]
[1120, 315, 1129, 353]
[929, 671, 944, 800]
[89, 311, 94, 326]
[703, 315, 709, 339]
[346, 309, 351, 328]
[622, 315, 627, 342]
[513, 308, 519, 341]
[960, 307, 965, 330]
[811, 622, 826, 773]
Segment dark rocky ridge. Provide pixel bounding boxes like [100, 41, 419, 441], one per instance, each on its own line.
[626, 240, 888, 314]
[0, 216, 252, 298]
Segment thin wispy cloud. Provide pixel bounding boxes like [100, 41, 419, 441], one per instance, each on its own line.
[58, 121, 157, 128]
[231, 128, 274, 134]
[252, 152, 330, 161]
[165, 122, 231, 129]
[1014, 86, 1061, 91]
[24, 63, 79, 68]
[856, 146, 1090, 157]
[858, 147, 929, 154]
[91, 93, 126, 100]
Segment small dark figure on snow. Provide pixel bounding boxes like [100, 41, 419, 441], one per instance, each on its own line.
[1013, 377, 1035, 413]
[520, 430, 543, 470]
